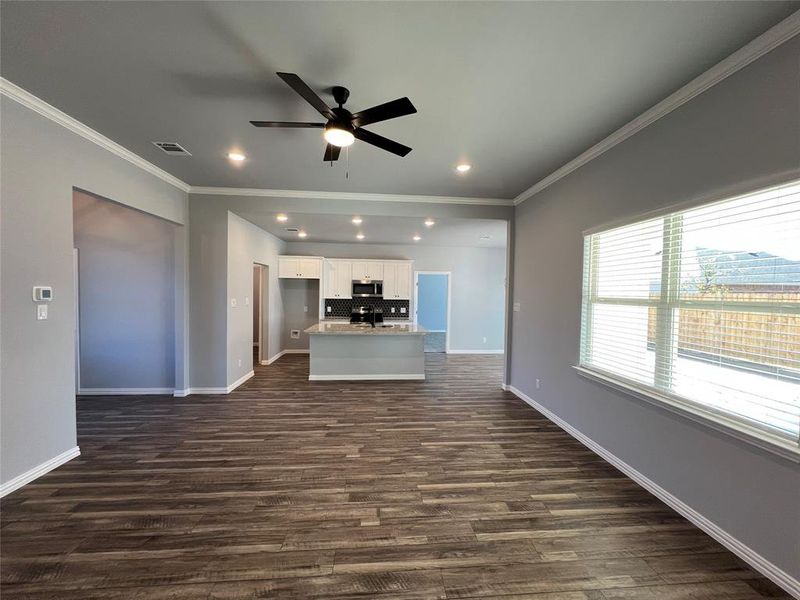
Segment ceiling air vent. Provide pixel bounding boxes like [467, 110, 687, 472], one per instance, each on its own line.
[152, 141, 192, 156]
[285, 227, 299, 233]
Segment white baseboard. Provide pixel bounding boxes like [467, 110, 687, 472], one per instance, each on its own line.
[447, 349, 505, 355]
[505, 384, 800, 599]
[0, 446, 80, 498]
[264, 348, 309, 365]
[309, 374, 425, 381]
[79, 387, 173, 396]
[501, 383, 510, 391]
[172, 370, 254, 396]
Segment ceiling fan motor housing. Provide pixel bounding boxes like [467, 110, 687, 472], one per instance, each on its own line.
[332, 85, 350, 107]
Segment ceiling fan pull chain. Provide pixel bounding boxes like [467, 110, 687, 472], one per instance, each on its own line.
[346, 146, 350, 180]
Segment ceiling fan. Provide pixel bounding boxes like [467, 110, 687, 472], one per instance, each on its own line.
[250, 72, 417, 162]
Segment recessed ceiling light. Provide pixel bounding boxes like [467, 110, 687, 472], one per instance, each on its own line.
[356, 233, 365, 240]
[352, 217, 363, 225]
[297, 231, 308, 238]
[228, 152, 246, 162]
[480, 234, 491, 240]
[424, 219, 435, 227]
[413, 235, 421, 242]
[456, 164, 471, 173]
[276, 214, 289, 222]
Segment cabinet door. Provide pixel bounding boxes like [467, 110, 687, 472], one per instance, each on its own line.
[395, 262, 412, 299]
[299, 259, 321, 279]
[382, 262, 398, 298]
[350, 261, 368, 280]
[367, 262, 383, 281]
[335, 261, 352, 298]
[279, 258, 299, 278]
[323, 261, 336, 297]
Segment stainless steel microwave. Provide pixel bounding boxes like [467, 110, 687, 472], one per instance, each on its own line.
[352, 280, 383, 298]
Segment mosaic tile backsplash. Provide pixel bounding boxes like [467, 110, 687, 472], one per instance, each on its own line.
[325, 298, 411, 320]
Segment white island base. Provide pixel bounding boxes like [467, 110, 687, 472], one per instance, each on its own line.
[305, 322, 427, 381]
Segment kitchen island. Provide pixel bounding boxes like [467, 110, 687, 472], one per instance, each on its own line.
[304, 322, 428, 381]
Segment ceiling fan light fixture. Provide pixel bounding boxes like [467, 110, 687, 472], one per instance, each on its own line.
[456, 163, 471, 173]
[324, 124, 355, 147]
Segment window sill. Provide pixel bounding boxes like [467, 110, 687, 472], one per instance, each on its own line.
[572, 365, 800, 463]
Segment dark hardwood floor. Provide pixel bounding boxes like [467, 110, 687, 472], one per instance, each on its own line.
[1, 354, 788, 599]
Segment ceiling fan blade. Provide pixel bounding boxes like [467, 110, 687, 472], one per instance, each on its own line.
[323, 144, 341, 162]
[276, 72, 334, 119]
[351, 97, 416, 128]
[354, 128, 412, 157]
[250, 121, 324, 128]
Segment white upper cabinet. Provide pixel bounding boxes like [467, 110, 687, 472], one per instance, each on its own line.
[324, 260, 352, 298]
[383, 261, 412, 299]
[350, 261, 383, 281]
[278, 256, 322, 279]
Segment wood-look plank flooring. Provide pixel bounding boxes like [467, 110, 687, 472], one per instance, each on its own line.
[1, 354, 789, 599]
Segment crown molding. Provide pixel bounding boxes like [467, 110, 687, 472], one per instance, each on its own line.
[514, 10, 800, 206]
[189, 186, 514, 206]
[0, 77, 191, 193]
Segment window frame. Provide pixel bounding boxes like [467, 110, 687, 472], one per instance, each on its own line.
[577, 179, 800, 462]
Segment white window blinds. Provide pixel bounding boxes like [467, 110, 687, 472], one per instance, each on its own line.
[580, 181, 800, 455]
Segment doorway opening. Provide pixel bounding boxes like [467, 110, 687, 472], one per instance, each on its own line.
[253, 264, 269, 364]
[414, 271, 451, 353]
[73, 189, 177, 394]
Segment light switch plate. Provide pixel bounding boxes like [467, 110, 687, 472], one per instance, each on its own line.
[231, 298, 237, 307]
[513, 302, 521, 312]
[245, 297, 250, 306]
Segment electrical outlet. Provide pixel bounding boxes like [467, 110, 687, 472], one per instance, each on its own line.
[400, 307, 406, 314]
[391, 307, 396, 313]
[535, 378, 541, 390]
[304, 305, 308, 313]
[513, 302, 521, 312]
[37, 304, 48, 320]
[290, 330, 300, 339]
[238, 359, 242, 368]
[231, 298, 237, 308]
[326, 306, 332, 313]
[245, 297, 250, 306]
[483, 337, 487, 344]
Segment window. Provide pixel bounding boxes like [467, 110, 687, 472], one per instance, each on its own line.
[579, 181, 800, 457]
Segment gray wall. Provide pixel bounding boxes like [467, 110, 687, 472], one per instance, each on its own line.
[287, 242, 507, 352]
[0, 96, 188, 487]
[510, 38, 800, 579]
[280, 279, 320, 351]
[73, 191, 176, 390]
[227, 212, 285, 384]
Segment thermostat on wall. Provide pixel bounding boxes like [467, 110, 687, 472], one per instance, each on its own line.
[33, 286, 53, 302]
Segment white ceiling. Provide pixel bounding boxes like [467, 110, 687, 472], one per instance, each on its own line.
[2, 1, 796, 199]
[236, 212, 507, 248]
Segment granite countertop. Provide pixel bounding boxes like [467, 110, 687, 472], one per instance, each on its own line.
[305, 322, 427, 335]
